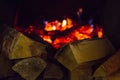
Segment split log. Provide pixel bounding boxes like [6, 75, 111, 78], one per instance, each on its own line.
[55, 38, 116, 71]
[12, 57, 47, 80]
[93, 50, 120, 77]
[0, 54, 15, 79]
[95, 70, 120, 80]
[43, 62, 64, 80]
[0, 25, 47, 59]
[70, 66, 93, 80]
[102, 70, 120, 80]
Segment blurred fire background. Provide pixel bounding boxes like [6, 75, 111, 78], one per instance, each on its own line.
[0, 0, 120, 49]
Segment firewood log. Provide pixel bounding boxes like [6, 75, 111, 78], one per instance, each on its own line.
[55, 38, 116, 71]
[43, 62, 64, 80]
[0, 54, 15, 79]
[12, 57, 47, 80]
[70, 66, 93, 80]
[103, 70, 120, 80]
[0, 25, 47, 59]
[94, 50, 120, 77]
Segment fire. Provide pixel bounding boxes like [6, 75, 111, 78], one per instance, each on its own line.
[97, 28, 103, 38]
[40, 35, 52, 43]
[62, 19, 67, 27]
[15, 17, 103, 49]
[44, 18, 73, 31]
[51, 25, 95, 48]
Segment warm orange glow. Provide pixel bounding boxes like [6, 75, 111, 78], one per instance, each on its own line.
[98, 28, 103, 38]
[53, 37, 74, 48]
[15, 17, 103, 49]
[79, 26, 94, 35]
[49, 25, 95, 48]
[62, 19, 67, 27]
[44, 20, 60, 31]
[40, 35, 52, 43]
[73, 30, 91, 40]
[44, 18, 73, 32]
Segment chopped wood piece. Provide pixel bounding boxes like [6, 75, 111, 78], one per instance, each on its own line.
[102, 70, 120, 80]
[0, 54, 15, 78]
[55, 38, 116, 71]
[12, 57, 47, 80]
[1, 26, 47, 59]
[43, 63, 64, 80]
[70, 66, 93, 80]
[94, 50, 120, 77]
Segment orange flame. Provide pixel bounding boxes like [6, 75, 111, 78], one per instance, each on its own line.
[51, 25, 94, 48]
[44, 18, 73, 32]
[15, 17, 103, 49]
[40, 35, 52, 43]
[97, 28, 103, 38]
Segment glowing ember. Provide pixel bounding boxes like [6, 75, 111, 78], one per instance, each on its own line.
[40, 35, 52, 43]
[15, 17, 103, 49]
[97, 28, 103, 38]
[44, 18, 73, 31]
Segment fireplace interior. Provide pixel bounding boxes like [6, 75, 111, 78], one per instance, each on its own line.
[0, 0, 120, 80]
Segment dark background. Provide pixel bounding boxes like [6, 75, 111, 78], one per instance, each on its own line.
[0, 0, 106, 25]
[0, 0, 120, 49]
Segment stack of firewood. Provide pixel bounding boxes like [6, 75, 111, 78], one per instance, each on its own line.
[0, 25, 118, 80]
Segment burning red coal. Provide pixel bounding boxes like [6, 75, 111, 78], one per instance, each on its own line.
[15, 17, 103, 49]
